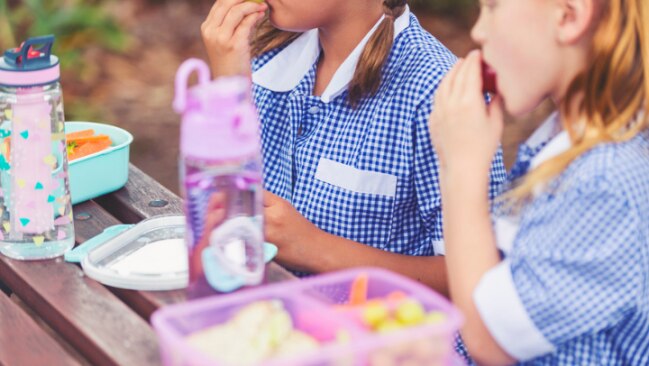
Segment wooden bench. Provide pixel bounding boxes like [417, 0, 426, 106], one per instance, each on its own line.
[0, 164, 295, 365]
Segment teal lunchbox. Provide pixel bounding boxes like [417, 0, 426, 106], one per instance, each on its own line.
[66, 121, 133, 205]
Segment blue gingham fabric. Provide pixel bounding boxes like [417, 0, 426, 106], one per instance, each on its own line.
[252, 14, 507, 257]
[476, 117, 649, 365]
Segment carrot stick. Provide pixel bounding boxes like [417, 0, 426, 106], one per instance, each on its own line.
[68, 139, 111, 161]
[65, 129, 95, 140]
[67, 134, 111, 145]
[349, 273, 369, 306]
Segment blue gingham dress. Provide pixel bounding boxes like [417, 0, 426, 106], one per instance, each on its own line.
[474, 113, 649, 365]
[252, 14, 507, 257]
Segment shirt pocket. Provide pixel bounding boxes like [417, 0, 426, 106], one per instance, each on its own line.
[313, 158, 396, 249]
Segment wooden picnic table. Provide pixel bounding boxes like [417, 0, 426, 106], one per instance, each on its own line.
[0, 164, 296, 366]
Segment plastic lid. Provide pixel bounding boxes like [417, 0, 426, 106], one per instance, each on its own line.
[174, 59, 261, 161]
[0, 35, 60, 87]
[81, 215, 189, 291]
[79, 214, 278, 291]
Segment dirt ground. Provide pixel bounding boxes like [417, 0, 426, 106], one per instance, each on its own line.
[75, 2, 552, 193]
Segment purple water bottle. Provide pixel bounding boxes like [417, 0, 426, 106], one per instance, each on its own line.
[173, 59, 264, 297]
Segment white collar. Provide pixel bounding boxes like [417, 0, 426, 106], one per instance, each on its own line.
[252, 6, 411, 103]
[529, 112, 571, 169]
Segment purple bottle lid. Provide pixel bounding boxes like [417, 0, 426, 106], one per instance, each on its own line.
[174, 59, 260, 161]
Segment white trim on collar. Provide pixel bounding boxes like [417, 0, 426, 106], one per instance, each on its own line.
[529, 132, 571, 169]
[252, 6, 411, 103]
[524, 112, 572, 196]
[522, 111, 572, 170]
[525, 111, 561, 149]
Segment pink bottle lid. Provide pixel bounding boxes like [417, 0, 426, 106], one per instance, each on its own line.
[174, 59, 260, 161]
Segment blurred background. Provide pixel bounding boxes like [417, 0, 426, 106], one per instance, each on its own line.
[0, 0, 551, 193]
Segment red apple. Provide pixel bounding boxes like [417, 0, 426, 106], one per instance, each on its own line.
[481, 61, 498, 94]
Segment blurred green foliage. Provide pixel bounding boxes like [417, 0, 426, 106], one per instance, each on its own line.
[0, 0, 130, 120]
[0, 0, 130, 71]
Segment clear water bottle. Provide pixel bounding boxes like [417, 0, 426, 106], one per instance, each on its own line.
[0, 35, 74, 260]
[173, 59, 264, 297]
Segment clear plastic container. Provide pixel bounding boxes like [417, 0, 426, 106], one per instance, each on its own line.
[152, 268, 464, 366]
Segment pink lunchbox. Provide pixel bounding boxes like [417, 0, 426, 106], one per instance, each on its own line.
[151, 267, 464, 366]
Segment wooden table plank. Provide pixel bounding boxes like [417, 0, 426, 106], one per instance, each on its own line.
[0, 291, 81, 366]
[94, 164, 184, 224]
[0, 200, 160, 366]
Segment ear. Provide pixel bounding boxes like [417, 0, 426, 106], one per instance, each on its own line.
[555, 0, 596, 45]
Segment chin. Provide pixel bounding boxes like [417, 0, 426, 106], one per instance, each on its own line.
[268, 14, 309, 32]
[501, 93, 545, 118]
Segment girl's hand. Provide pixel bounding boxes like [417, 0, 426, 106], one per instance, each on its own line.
[263, 191, 321, 267]
[428, 50, 504, 176]
[201, 0, 267, 77]
[192, 192, 228, 279]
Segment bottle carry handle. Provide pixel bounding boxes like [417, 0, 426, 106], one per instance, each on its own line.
[4, 35, 55, 70]
[172, 58, 211, 113]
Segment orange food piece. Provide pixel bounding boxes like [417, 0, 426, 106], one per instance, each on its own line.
[68, 138, 111, 161]
[3, 137, 10, 160]
[2, 129, 112, 163]
[65, 129, 95, 140]
[386, 291, 407, 302]
[67, 129, 113, 161]
[349, 273, 369, 306]
[67, 134, 111, 146]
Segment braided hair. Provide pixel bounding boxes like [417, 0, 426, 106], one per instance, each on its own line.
[348, 0, 407, 106]
[250, 0, 408, 107]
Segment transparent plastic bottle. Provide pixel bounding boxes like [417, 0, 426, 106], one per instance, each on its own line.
[174, 59, 264, 297]
[0, 35, 74, 260]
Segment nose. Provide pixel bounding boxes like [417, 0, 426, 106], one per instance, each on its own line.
[471, 12, 487, 46]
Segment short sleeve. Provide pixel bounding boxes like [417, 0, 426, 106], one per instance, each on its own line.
[474, 179, 643, 361]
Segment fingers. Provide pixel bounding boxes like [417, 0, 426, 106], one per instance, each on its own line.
[451, 50, 482, 101]
[487, 94, 505, 126]
[218, 1, 267, 40]
[206, 191, 227, 211]
[463, 51, 483, 98]
[200, 192, 228, 242]
[231, 11, 266, 46]
[205, 0, 246, 28]
[438, 58, 463, 100]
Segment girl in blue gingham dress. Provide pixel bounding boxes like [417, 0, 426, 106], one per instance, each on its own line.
[429, 0, 649, 364]
[201, 0, 507, 291]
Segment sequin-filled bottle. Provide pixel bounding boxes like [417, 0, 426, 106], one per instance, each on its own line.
[0, 35, 74, 259]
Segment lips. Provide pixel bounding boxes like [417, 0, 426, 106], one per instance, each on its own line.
[481, 61, 498, 94]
